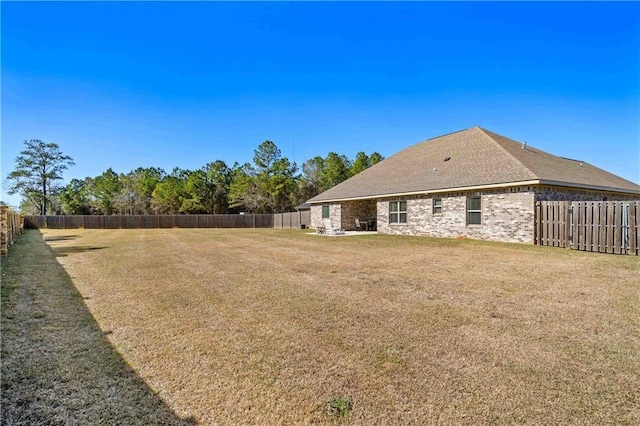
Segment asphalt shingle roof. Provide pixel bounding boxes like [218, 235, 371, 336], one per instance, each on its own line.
[308, 127, 640, 203]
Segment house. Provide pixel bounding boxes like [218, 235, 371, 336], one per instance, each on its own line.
[295, 202, 311, 212]
[307, 127, 640, 244]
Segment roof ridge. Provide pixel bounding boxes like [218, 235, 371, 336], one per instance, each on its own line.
[477, 128, 539, 180]
[421, 127, 474, 143]
[395, 127, 477, 154]
[558, 156, 584, 163]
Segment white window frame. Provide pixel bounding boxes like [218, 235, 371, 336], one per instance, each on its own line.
[466, 195, 482, 225]
[433, 197, 442, 214]
[389, 200, 407, 224]
[322, 205, 330, 219]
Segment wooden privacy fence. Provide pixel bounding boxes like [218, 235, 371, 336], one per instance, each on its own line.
[536, 201, 639, 255]
[1, 206, 24, 256]
[24, 214, 275, 229]
[273, 210, 311, 229]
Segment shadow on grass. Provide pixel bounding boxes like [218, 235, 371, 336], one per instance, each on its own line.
[52, 246, 108, 257]
[1, 230, 196, 425]
[43, 235, 80, 242]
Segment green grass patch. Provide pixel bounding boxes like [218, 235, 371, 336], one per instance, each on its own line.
[1, 284, 17, 306]
[326, 396, 352, 417]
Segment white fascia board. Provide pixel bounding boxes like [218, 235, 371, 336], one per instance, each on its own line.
[536, 180, 640, 195]
[307, 180, 640, 204]
[308, 180, 542, 204]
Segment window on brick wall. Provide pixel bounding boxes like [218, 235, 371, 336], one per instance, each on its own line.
[389, 200, 407, 224]
[466, 195, 481, 225]
[433, 198, 442, 214]
[322, 205, 330, 219]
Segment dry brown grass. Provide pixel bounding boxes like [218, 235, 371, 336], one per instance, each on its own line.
[3, 228, 639, 425]
[1, 230, 196, 425]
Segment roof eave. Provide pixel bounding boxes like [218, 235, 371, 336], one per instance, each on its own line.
[308, 180, 541, 204]
[308, 179, 640, 204]
[537, 180, 640, 196]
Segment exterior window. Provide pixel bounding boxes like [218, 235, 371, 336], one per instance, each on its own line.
[389, 200, 407, 224]
[322, 205, 330, 219]
[467, 195, 482, 225]
[433, 198, 442, 214]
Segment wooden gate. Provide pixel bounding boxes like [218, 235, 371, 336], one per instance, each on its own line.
[535, 201, 639, 255]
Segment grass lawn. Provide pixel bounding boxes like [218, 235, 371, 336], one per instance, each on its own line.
[2, 228, 639, 424]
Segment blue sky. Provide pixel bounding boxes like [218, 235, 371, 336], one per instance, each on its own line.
[2, 2, 639, 207]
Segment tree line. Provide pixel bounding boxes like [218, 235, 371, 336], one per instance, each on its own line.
[7, 139, 382, 215]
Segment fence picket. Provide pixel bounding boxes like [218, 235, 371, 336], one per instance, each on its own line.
[534, 202, 541, 245]
[574, 202, 582, 250]
[535, 200, 638, 256]
[598, 203, 606, 253]
[559, 202, 566, 247]
[543, 202, 549, 245]
[568, 202, 572, 247]
[556, 203, 562, 246]
[1, 206, 24, 256]
[547, 202, 552, 245]
[573, 202, 579, 250]
[630, 203, 638, 255]
[554, 202, 560, 246]
[605, 204, 614, 254]
[612, 202, 621, 255]
[549, 203, 555, 246]
[585, 202, 593, 251]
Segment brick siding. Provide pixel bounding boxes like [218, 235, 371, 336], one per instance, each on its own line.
[310, 204, 341, 230]
[310, 185, 638, 243]
[377, 190, 536, 243]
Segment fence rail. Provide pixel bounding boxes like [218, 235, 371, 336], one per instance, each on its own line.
[24, 212, 311, 230]
[24, 214, 277, 230]
[535, 201, 639, 255]
[1, 206, 24, 256]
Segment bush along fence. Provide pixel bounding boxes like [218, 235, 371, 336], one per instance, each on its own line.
[1, 206, 24, 257]
[536, 200, 639, 255]
[24, 212, 311, 230]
